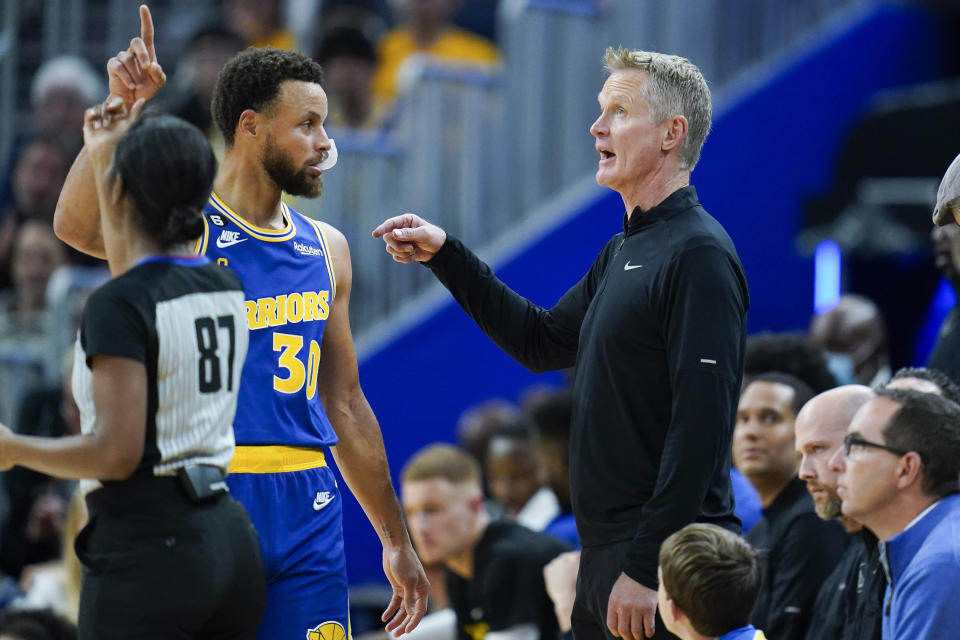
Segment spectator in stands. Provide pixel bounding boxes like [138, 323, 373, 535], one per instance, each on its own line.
[926, 224, 960, 386]
[372, 0, 500, 104]
[456, 398, 518, 502]
[401, 444, 569, 640]
[0, 136, 72, 286]
[0, 481, 69, 582]
[0, 607, 76, 640]
[486, 420, 545, 523]
[15, 490, 86, 623]
[0, 56, 103, 239]
[0, 223, 64, 333]
[223, 0, 294, 50]
[0, 223, 65, 427]
[810, 294, 891, 387]
[743, 332, 838, 393]
[832, 388, 960, 638]
[30, 56, 104, 151]
[657, 523, 765, 640]
[525, 388, 579, 547]
[886, 365, 960, 403]
[157, 25, 244, 156]
[792, 385, 882, 640]
[316, 27, 388, 130]
[733, 373, 847, 640]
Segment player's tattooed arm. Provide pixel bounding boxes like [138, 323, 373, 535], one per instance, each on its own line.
[54, 4, 166, 259]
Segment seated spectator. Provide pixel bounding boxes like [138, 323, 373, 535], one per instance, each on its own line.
[0, 223, 65, 337]
[316, 27, 389, 130]
[744, 332, 837, 393]
[157, 25, 244, 157]
[224, 0, 294, 50]
[0, 56, 101, 245]
[0, 607, 76, 640]
[810, 294, 891, 387]
[372, 0, 500, 104]
[657, 523, 765, 640]
[0, 223, 65, 427]
[486, 419, 548, 524]
[832, 388, 960, 638]
[15, 490, 86, 623]
[885, 365, 960, 403]
[456, 398, 518, 505]
[525, 388, 579, 547]
[0, 481, 69, 582]
[29, 55, 104, 150]
[792, 385, 882, 640]
[401, 444, 569, 640]
[733, 373, 848, 640]
[0, 138, 72, 289]
[927, 224, 960, 386]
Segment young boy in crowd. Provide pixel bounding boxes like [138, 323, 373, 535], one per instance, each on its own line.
[657, 524, 766, 640]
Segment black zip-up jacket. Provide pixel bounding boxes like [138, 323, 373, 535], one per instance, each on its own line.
[425, 185, 749, 589]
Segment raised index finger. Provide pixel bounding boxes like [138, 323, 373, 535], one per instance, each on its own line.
[139, 4, 156, 61]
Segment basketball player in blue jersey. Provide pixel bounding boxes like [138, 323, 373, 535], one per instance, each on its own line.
[53, 6, 429, 639]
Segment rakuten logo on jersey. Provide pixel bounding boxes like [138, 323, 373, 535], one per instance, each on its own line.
[294, 241, 323, 257]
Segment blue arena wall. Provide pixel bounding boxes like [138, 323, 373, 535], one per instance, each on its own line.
[342, 3, 945, 586]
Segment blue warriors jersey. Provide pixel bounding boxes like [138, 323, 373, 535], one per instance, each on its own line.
[196, 193, 339, 447]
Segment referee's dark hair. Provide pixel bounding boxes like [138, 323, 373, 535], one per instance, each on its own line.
[873, 387, 960, 499]
[113, 114, 215, 248]
[211, 47, 324, 146]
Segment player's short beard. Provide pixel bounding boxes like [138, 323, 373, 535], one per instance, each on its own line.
[813, 487, 843, 520]
[261, 136, 323, 199]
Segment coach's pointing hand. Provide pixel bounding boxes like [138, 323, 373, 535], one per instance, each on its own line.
[372, 214, 447, 263]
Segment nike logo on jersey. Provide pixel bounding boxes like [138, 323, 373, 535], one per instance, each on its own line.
[624, 261, 643, 271]
[313, 491, 335, 511]
[216, 230, 247, 248]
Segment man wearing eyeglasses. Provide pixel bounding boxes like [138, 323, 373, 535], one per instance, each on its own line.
[832, 387, 960, 639]
[793, 385, 882, 640]
[733, 373, 848, 640]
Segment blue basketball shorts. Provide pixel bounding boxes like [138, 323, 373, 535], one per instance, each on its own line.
[227, 447, 350, 640]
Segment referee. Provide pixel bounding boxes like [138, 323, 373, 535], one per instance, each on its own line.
[0, 98, 266, 638]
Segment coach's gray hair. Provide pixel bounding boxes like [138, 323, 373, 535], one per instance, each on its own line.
[604, 47, 712, 171]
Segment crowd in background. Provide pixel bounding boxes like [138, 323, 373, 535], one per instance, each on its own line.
[1, 1, 960, 639]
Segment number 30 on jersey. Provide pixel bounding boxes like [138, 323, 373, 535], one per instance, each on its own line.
[273, 332, 321, 399]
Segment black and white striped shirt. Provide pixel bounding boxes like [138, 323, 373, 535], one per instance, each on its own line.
[72, 256, 248, 495]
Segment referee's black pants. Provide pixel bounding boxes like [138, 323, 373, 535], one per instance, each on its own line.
[572, 540, 679, 640]
[75, 477, 266, 639]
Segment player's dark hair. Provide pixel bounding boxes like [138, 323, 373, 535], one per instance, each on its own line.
[113, 114, 214, 247]
[211, 47, 324, 146]
[874, 387, 960, 498]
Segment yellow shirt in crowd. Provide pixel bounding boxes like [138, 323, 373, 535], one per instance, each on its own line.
[372, 27, 501, 102]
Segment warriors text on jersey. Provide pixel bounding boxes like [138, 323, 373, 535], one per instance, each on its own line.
[196, 193, 338, 447]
